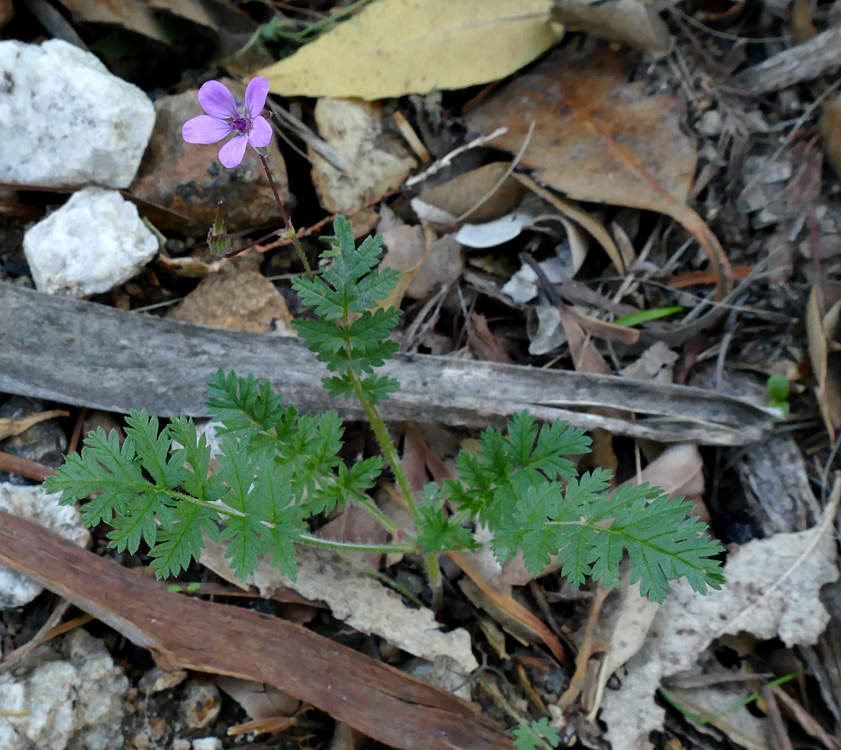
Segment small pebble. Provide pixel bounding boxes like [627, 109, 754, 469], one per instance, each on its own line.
[179, 678, 221, 730]
[132, 730, 151, 749]
[698, 110, 722, 136]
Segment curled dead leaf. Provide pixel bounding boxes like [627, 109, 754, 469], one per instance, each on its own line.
[0, 409, 69, 441]
[806, 285, 841, 439]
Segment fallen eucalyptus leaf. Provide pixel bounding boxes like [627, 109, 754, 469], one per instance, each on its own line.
[259, 0, 563, 100]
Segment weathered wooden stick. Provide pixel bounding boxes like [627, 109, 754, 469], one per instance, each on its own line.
[0, 283, 774, 444]
[737, 26, 841, 94]
[0, 510, 511, 750]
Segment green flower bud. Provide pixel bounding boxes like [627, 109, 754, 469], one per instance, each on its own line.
[207, 202, 232, 256]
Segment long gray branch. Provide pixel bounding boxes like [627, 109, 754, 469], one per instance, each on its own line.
[0, 283, 774, 445]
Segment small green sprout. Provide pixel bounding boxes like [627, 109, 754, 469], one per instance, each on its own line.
[767, 374, 790, 417]
[513, 718, 561, 750]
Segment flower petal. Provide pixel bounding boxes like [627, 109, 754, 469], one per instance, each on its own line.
[182, 115, 231, 144]
[197, 80, 238, 119]
[248, 116, 272, 148]
[218, 134, 249, 168]
[244, 76, 270, 118]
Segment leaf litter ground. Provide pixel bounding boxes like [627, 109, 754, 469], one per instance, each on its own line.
[1, 2, 841, 750]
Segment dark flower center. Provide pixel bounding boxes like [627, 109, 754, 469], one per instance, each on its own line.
[230, 115, 249, 133]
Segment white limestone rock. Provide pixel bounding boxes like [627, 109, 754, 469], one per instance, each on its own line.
[0, 629, 128, 750]
[24, 187, 158, 296]
[0, 39, 155, 189]
[0, 481, 90, 608]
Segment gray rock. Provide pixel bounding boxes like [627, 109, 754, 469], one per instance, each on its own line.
[698, 110, 723, 137]
[0, 396, 67, 484]
[23, 187, 158, 296]
[0, 629, 128, 750]
[0, 482, 89, 608]
[0, 39, 155, 189]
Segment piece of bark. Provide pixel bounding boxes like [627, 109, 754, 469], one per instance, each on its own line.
[734, 435, 821, 534]
[0, 283, 774, 445]
[0, 510, 511, 750]
[736, 26, 841, 95]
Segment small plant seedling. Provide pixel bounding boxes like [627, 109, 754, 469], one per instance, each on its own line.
[767, 373, 791, 417]
[513, 718, 562, 750]
[45, 215, 725, 603]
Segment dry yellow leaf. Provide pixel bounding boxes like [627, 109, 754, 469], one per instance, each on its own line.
[0, 410, 69, 441]
[258, 0, 563, 100]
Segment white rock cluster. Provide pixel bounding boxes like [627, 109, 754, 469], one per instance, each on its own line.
[0, 629, 128, 750]
[23, 187, 158, 296]
[0, 39, 155, 189]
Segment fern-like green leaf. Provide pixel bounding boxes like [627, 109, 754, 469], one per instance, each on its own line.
[513, 718, 561, 750]
[495, 475, 724, 602]
[416, 483, 476, 554]
[306, 456, 384, 515]
[216, 439, 270, 580]
[44, 427, 147, 524]
[206, 370, 297, 445]
[149, 501, 220, 579]
[291, 216, 402, 404]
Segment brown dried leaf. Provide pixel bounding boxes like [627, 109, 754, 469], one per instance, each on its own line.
[149, 0, 257, 32]
[791, 0, 818, 44]
[467, 312, 513, 364]
[550, 0, 672, 54]
[514, 173, 625, 273]
[557, 305, 611, 376]
[216, 676, 299, 722]
[448, 549, 568, 665]
[0, 410, 68, 441]
[806, 286, 841, 439]
[418, 162, 528, 223]
[563, 305, 640, 345]
[319, 504, 389, 569]
[586, 578, 660, 718]
[54, 0, 168, 41]
[170, 270, 294, 334]
[379, 221, 460, 304]
[468, 48, 731, 298]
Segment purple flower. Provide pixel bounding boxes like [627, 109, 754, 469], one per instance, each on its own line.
[182, 77, 272, 168]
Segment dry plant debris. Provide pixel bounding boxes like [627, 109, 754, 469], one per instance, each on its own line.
[602, 488, 841, 750]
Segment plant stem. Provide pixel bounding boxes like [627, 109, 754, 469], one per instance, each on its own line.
[168, 489, 246, 518]
[345, 360, 417, 519]
[296, 533, 415, 555]
[221, 226, 285, 260]
[339, 554, 425, 607]
[259, 153, 313, 279]
[171, 485, 415, 552]
[425, 552, 443, 614]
